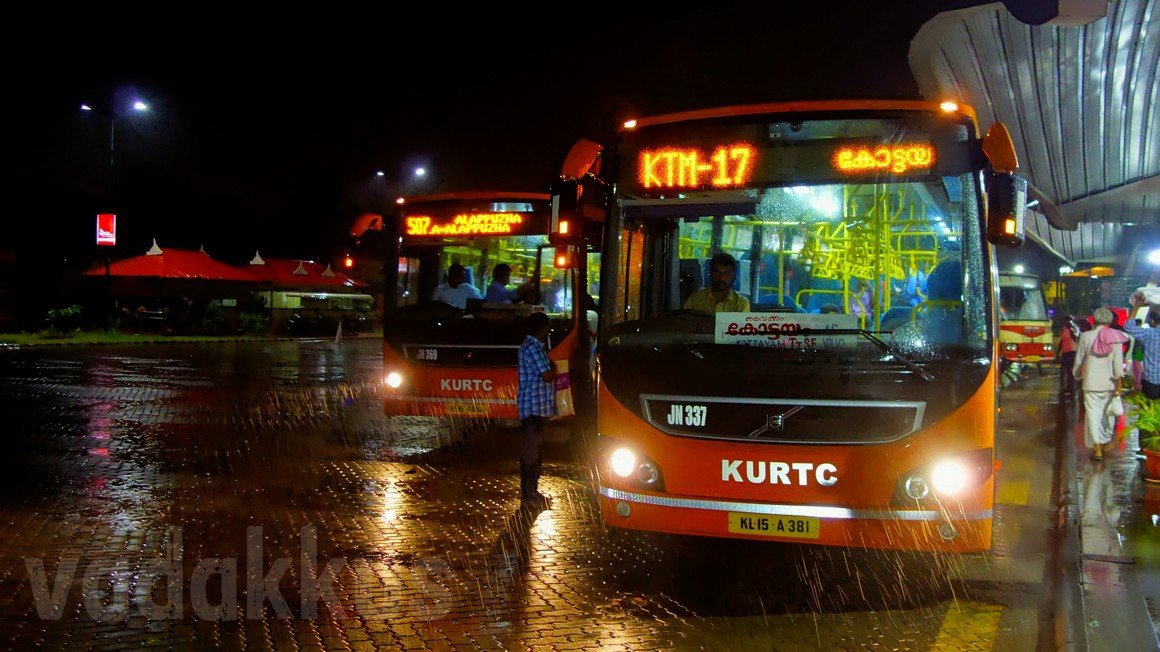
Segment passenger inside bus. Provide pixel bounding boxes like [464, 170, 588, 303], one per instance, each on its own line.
[431, 263, 483, 309]
[894, 268, 928, 307]
[847, 278, 873, 319]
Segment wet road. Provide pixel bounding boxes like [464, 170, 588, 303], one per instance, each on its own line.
[0, 341, 1067, 650]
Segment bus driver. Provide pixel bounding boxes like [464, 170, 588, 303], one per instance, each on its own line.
[683, 252, 751, 313]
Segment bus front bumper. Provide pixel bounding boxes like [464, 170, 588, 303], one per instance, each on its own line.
[383, 395, 518, 420]
[597, 486, 992, 553]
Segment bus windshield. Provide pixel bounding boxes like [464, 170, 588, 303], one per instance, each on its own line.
[383, 193, 581, 348]
[998, 275, 1048, 322]
[604, 113, 991, 366]
[394, 234, 576, 333]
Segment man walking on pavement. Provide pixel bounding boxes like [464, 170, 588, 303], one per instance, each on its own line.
[1074, 307, 1126, 460]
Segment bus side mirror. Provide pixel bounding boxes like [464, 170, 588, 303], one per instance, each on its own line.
[986, 171, 1027, 247]
[982, 123, 1018, 174]
[549, 179, 581, 248]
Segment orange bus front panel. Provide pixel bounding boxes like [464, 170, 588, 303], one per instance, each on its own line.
[381, 343, 519, 419]
[593, 366, 997, 552]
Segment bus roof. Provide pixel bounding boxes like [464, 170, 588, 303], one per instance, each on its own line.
[624, 100, 979, 133]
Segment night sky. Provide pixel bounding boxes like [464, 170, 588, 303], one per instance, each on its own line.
[6, 2, 983, 272]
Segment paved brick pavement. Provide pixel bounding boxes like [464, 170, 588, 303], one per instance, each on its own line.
[0, 341, 1060, 650]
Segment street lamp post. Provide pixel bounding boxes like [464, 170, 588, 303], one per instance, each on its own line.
[81, 100, 149, 204]
[374, 166, 431, 199]
[411, 167, 427, 196]
[81, 99, 149, 328]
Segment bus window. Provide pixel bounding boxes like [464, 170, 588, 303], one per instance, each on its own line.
[615, 226, 645, 323]
[397, 257, 420, 306]
[537, 246, 574, 322]
[999, 281, 1047, 321]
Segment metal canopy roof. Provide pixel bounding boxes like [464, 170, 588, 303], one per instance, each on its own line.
[909, 0, 1159, 235]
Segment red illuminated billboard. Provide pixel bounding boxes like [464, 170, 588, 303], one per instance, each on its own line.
[96, 213, 116, 246]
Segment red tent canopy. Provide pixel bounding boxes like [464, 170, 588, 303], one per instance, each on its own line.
[84, 247, 257, 282]
[246, 257, 369, 289]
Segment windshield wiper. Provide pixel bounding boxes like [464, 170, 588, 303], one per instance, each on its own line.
[800, 328, 935, 382]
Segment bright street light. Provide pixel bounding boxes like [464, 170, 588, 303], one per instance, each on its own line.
[374, 165, 432, 200]
[1149, 249, 1160, 265]
[1014, 264, 1025, 274]
[80, 97, 152, 175]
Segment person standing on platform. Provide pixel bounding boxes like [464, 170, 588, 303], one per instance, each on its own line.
[516, 311, 555, 506]
[1126, 292, 1160, 400]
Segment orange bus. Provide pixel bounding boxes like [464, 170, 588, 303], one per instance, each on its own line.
[998, 273, 1052, 371]
[377, 192, 600, 429]
[588, 100, 1026, 552]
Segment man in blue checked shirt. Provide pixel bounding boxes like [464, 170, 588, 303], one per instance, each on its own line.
[517, 311, 556, 505]
[1126, 293, 1160, 400]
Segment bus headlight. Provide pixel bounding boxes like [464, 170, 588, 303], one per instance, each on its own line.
[893, 449, 993, 506]
[384, 372, 404, 389]
[1044, 344, 1053, 352]
[610, 448, 637, 477]
[903, 476, 930, 500]
[636, 462, 660, 485]
[600, 437, 666, 491]
[931, 460, 968, 495]
[1004, 343, 1019, 351]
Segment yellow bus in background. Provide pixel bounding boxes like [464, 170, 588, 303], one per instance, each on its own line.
[998, 273, 1053, 371]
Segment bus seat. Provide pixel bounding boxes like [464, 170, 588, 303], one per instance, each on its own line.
[804, 295, 828, 313]
[756, 293, 803, 312]
[919, 260, 964, 342]
[803, 278, 842, 313]
[679, 259, 703, 306]
[880, 306, 912, 332]
[926, 260, 962, 303]
[765, 255, 804, 298]
[680, 259, 703, 290]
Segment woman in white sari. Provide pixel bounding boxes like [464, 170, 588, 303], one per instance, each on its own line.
[1073, 307, 1126, 460]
